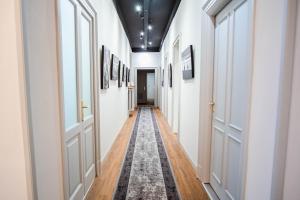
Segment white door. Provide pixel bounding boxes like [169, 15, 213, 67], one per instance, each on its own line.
[59, 0, 96, 199]
[210, 0, 250, 199]
[147, 72, 155, 101]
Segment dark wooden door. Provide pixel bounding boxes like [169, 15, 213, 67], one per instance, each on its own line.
[137, 70, 147, 104]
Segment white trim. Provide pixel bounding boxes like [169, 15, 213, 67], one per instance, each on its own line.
[270, 1, 298, 199]
[202, 0, 231, 16]
[171, 34, 182, 139]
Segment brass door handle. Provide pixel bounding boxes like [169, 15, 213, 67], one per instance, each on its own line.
[80, 101, 88, 121]
[209, 101, 215, 112]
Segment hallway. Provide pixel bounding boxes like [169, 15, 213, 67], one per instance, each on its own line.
[86, 108, 208, 200]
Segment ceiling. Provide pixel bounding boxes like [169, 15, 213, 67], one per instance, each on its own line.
[113, 0, 181, 52]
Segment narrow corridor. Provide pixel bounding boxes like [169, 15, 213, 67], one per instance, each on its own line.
[87, 108, 209, 200]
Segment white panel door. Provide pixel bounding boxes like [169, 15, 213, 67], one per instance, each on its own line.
[59, 0, 96, 199]
[210, 0, 250, 199]
[79, 6, 96, 195]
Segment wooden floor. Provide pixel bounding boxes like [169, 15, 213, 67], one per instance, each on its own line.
[86, 109, 209, 200]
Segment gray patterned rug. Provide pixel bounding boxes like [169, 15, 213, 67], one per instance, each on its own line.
[114, 108, 180, 200]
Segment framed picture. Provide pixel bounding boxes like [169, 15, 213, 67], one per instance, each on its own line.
[118, 61, 122, 87]
[169, 64, 172, 87]
[111, 54, 119, 80]
[100, 45, 110, 89]
[162, 69, 164, 87]
[181, 45, 194, 80]
[125, 68, 129, 87]
[128, 69, 130, 83]
[122, 64, 126, 82]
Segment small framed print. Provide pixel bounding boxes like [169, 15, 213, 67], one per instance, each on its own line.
[100, 45, 110, 89]
[169, 64, 172, 87]
[181, 45, 194, 80]
[111, 54, 119, 80]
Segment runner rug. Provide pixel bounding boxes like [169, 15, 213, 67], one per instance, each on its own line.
[114, 107, 180, 200]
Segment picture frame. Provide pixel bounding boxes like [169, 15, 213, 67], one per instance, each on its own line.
[169, 64, 172, 87]
[118, 61, 122, 87]
[125, 68, 129, 87]
[100, 45, 110, 89]
[181, 45, 194, 80]
[111, 54, 119, 80]
[122, 64, 126, 82]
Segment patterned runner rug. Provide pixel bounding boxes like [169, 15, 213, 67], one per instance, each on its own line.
[114, 108, 180, 200]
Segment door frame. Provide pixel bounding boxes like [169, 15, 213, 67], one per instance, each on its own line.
[198, 0, 255, 199]
[163, 54, 169, 119]
[171, 35, 182, 138]
[134, 67, 159, 107]
[56, 0, 100, 198]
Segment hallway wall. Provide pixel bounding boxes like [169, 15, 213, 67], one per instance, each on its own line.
[89, 0, 131, 161]
[131, 52, 162, 107]
[0, 0, 33, 199]
[161, 0, 202, 167]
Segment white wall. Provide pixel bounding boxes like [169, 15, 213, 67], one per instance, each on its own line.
[245, 0, 287, 199]
[131, 52, 161, 68]
[22, 0, 65, 199]
[131, 52, 161, 107]
[89, 0, 131, 161]
[0, 0, 33, 199]
[283, 2, 300, 199]
[161, 0, 202, 166]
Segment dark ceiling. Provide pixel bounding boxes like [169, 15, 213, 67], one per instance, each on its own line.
[113, 0, 181, 52]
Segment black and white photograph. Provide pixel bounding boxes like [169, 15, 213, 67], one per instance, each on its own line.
[168, 64, 172, 87]
[125, 67, 129, 87]
[118, 61, 122, 87]
[122, 64, 126, 82]
[111, 54, 119, 80]
[100, 45, 110, 89]
[181, 45, 194, 80]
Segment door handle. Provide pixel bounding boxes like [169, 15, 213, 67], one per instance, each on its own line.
[209, 101, 215, 112]
[80, 101, 88, 121]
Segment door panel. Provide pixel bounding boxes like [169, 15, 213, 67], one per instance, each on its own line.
[211, 13, 229, 196]
[210, 0, 250, 199]
[80, 12, 92, 118]
[66, 136, 83, 199]
[61, 0, 78, 130]
[214, 17, 228, 123]
[229, 1, 249, 131]
[137, 71, 147, 104]
[79, 7, 95, 194]
[147, 73, 155, 101]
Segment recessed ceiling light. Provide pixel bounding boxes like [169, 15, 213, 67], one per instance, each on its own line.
[141, 44, 145, 49]
[148, 41, 152, 45]
[140, 31, 144, 36]
[135, 5, 142, 12]
[148, 25, 153, 30]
